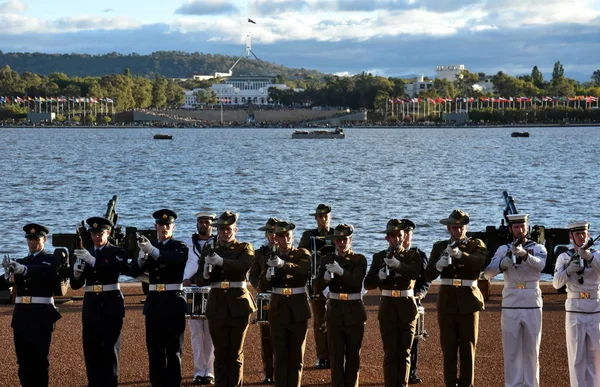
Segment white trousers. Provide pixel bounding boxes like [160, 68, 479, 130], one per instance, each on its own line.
[501, 308, 542, 387]
[189, 318, 215, 377]
[566, 312, 600, 387]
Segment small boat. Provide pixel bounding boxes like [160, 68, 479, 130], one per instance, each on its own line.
[291, 127, 345, 139]
[153, 134, 173, 140]
[511, 132, 530, 138]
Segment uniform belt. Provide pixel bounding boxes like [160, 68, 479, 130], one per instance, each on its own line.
[15, 296, 54, 305]
[211, 281, 247, 289]
[440, 278, 478, 287]
[329, 292, 362, 301]
[84, 283, 120, 292]
[272, 286, 306, 295]
[507, 281, 539, 289]
[148, 283, 183, 291]
[382, 289, 414, 298]
[567, 291, 599, 299]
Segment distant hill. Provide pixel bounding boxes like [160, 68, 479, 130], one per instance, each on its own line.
[0, 50, 325, 79]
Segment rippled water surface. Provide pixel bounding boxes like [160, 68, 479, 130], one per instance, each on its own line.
[2, 126, 599, 262]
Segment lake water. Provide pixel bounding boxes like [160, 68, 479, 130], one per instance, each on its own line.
[2, 126, 599, 271]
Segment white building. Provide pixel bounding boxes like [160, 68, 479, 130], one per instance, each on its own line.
[403, 75, 433, 98]
[472, 78, 496, 94]
[435, 65, 466, 82]
[182, 76, 289, 108]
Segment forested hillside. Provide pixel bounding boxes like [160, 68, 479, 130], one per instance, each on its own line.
[0, 51, 324, 79]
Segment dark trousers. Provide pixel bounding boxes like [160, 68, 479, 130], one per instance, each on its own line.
[83, 316, 123, 387]
[260, 323, 274, 377]
[209, 317, 249, 387]
[271, 319, 308, 387]
[438, 312, 479, 387]
[14, 325, 53, 387]
[310, 297, 329, 360]
[146, 314, 186, 387]
[409, 337, 420, 379]
[327, 321, 365, 387]
[380, 318, 415, 387]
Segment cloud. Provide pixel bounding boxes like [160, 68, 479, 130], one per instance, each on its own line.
[103, 8, 114, 13]
[0, 0, 26, 14]
[250, 0, 310, 15]
[0, 14, 142, 34]
[175, 0, 239, 16]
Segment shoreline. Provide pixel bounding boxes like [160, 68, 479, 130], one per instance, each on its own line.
[0, 283, 571, 386]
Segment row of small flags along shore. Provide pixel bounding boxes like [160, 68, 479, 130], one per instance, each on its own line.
[0, 96, 114, 104]
[0, 96, 116, 115]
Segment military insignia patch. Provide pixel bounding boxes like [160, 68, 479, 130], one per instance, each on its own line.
[30, 228, 36, 234]
[93, 223, 98, 228]
[162, 214, 168, 219]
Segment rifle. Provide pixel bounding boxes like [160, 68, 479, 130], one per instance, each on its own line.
[74, 222, 87, 273]
[385, 243, 401, 277]
[511, 235, 526, 264]
[267, 244, 277, 278]
[568, 234, 600, 284]
[206, 235, 219, 273]
[447, 237, 472, 265]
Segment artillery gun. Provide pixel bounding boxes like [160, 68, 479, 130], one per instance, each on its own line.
[52, 195, 155, 296]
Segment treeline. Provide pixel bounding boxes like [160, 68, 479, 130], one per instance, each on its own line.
[0, 51, 324, 80]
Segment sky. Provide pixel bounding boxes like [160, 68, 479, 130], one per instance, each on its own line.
[1, 0, 600, 81]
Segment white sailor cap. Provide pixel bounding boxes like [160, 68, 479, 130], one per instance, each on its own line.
[568, 221, 590, 232]
[195, 212, 216, 220]
[506, 214, 529, 224]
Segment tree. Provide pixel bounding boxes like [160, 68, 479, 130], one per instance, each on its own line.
[552, 61, 564, 84]
[591, 70, 600, 86]
[454, 70, 479, 97]
[132, 75, 153, 108]
[151, 74, 168, 108]
[165, 79, 185, 108]
[531, 66, 544, 88]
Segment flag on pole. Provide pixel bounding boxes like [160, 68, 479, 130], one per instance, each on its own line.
[248, 18, 256, 24]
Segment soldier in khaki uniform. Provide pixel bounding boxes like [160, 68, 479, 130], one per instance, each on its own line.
[259, 221, 312, 387]
[200, 211, 257, 387]
[315, 224, 367, 387]
[249, 218, 278, 385]
[364, 219, 421, 387]
[298, 203, 333, 369]
[424, 210, 487, 387]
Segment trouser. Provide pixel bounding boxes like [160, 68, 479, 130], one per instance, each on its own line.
[260, 323, 274, 377]
[271, 319, 308, 387]
[501, 308, 542, 387]
[566, 311, 600, 387]
[14, 324, 53, 387]
[146, 314, 186, 387]
[409, 338, 420, 379]
[327, 321, 365, 387]
[189, 318, 215, 378]
[438, 311, 479, 387]
[83, 315, 123, 387]
[209, 317, 250, 387]
[381, 316, 416, 387]
[310, 297, 329, 360]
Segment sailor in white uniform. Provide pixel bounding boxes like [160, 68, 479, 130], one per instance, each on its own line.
[183, 212, 217, 385]
[484, 214, 547, 387]
[552, 221, 600, 387]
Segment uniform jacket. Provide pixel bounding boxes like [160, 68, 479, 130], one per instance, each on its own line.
[298, 228, 335, 269]
[130, 237, 188, 317]
[553, 248, 600, 313]
[8, 249, 61, 327]
[258, 247, 312, 324]
[200, 239, 257, 319]
[315, 250, 367, 326]
[365, 247, 421, 322]
[70, 243, 130, 319]
[185, 234, 214, 286]
[425, 238, 487, 314]
[249, 244, 273, 292]
[485, 239, 547, 308]
[413, 247, 431, 298]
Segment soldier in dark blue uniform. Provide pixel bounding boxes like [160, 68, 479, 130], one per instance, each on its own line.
[70, 216, 130, 387]
[130, 209, 188, 387]
[1, 224, 61, 387]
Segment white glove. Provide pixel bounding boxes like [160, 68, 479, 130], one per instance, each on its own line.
[73, 264, 84, 279]
[137, 249, 147, 267]
[2, 255, 10, 271]
[566, 260, 580, 276]
[436, 254, 450, 271]
[324, 270, 332, 282]
[203, 262, 211, 279]
[511, 244, 527, 257]
[384, 256, 400, 269]
[74, 249, 96, 267]
[205, 253, 224, 267]
[449, 247, 462, 259]
[579, 248, 593, 261]
[267, 256, 285, 269]
[266, 268, 274, 281]
[378, 267, 387, 281]
[326, 261, 344, 276]
[500, 257, 513, 270]
[137, 237, 155, 254]
[9, 262, 25, 275]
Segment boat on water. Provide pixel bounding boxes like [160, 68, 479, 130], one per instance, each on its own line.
[291, 127, 345, 139]
[153, 134, 173, 140]
[511, 131, 530, 138]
